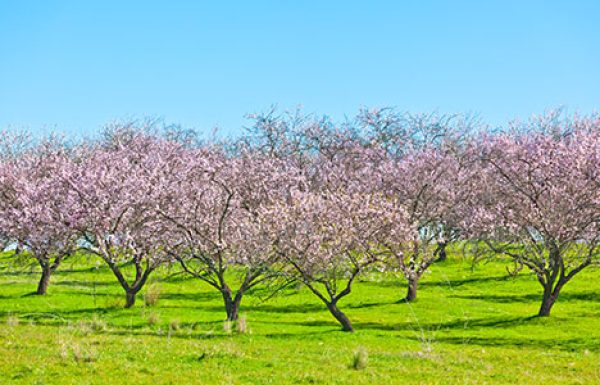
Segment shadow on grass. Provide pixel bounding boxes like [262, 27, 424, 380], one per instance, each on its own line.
[87, 325, 339, 343]
[450, 291, 600, 303]
[230, 303, 324, 314]
[159, 292, 222, 302]
[406, 335, 600, 352]
[360, 274, 513, 289]
[270, 315, 539, 333]
[3, 306, 598, 351]
[346, 300, 399, 309]
[263, 315, 600, 350]
[0, 270, 39, 277]
[54, 280, 115, 288]
[360, 315, 539, 331]
[0, 306, 117, 320]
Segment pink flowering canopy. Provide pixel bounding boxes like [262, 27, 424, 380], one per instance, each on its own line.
[258, 157, 414, 330]
[0, 109, 598, 323]
[462, 116, 600, 315]
[0, 137, 80, 293]
[153, 144, 309, 320]
[66, 131, 186, 306]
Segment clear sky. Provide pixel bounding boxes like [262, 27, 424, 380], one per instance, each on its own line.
[1, 0, 599, 139]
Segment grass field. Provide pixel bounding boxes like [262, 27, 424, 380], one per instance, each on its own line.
[0, 251, 598, 385]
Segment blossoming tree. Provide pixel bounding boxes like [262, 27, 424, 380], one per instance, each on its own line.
[263, 188, 412, 332]
[68, 131, 182, 307]
[375, 147, 473, 301]
[464, 118, 600, 316]
[0, 139, 80, 294]
[159, 148, 304, 321]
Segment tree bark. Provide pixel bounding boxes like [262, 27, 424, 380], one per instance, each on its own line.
[538, 283, 562, 317]
[106, 259, 154, 309]
[125, 290, 138, 308]
[538, 295, 556, 317]
[404, 277, 418, 302]
[222, 287, 243, 321]
[326, 302, 354, 332]
[36, 265, 52, 295]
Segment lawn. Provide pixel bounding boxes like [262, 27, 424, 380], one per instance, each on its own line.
[0, 251, 598, 385]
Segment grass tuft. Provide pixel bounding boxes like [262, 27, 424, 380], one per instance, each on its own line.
[235, 315, 248, 334]
[169, 318, 181, 331]
[352, 346, 368, 370]
[147, 311, 160, 326]
[144, 283, 161, 307]
[223, 320, 232, 334]
[6, 314, 19, 327]
[59, 339, 98, 363]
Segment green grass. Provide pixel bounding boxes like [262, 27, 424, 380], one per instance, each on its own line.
[0, 252, 599, 384]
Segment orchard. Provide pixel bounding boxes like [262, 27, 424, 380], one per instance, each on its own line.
[1, 109, 599, 384]
[2, 109, 598, 327]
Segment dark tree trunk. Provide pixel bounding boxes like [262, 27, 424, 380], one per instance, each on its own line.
[125, 290, 138, 308]
[436, 242, 447, 262]
[36, 265, 52, 295]
[106, 259, 153, 309]
[35, 254, 65, 295]
[538, 284, 561, 317]
[404, 277, 418, 302]
[326, 302, 354, 332]
[222, 287, 243, 321]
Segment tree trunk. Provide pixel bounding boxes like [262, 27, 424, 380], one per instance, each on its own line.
[404, 277, 418, 302]
[222, 288, 243, 321]
[326, 302, 354, 332]
[36, 265, 52, 295]
[538, 286, 559, 317]
[436, 242, 447, 262]
[106, 259, 153, 309]
[125, 290, 137, 308]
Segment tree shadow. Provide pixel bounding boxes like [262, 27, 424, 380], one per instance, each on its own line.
[0, 271, 38, 277]
[355, 315, 538, 332]
[252, 318, 344, 329]
[239, 303, 324, 314]
[449, 291, 600, 304]
[177, 302, 325, 315]
[408, 335, 600, 352]
[360, 274, 512, 289]
[266, 314, 542, 335]
[54, 280, 115, 288]
[66, 323, 340, 342]
[0, 306, 115, 320]
[420, 275, 513, 288]
[449, 293, 540, 303]
[49, 290, 119, 298]
[346, 300, 398, 309]
[160, 291, 221, 301]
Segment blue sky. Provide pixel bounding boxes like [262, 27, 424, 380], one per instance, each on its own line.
[1, 0, 599, 139]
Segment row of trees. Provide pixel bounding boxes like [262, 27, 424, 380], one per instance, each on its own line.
[1, 109, 599, 332]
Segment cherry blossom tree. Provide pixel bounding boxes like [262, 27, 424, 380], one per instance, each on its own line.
[374, 147, 474, 301]
[159, 148, 303, 321]
[358, 107, 482, 261]
[67, 130, 182, 307]
[245, 116, 453, 307]
[262, 187, 412, 332]
[0, 138, 80, 294]
[463, 116, 600, 316]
